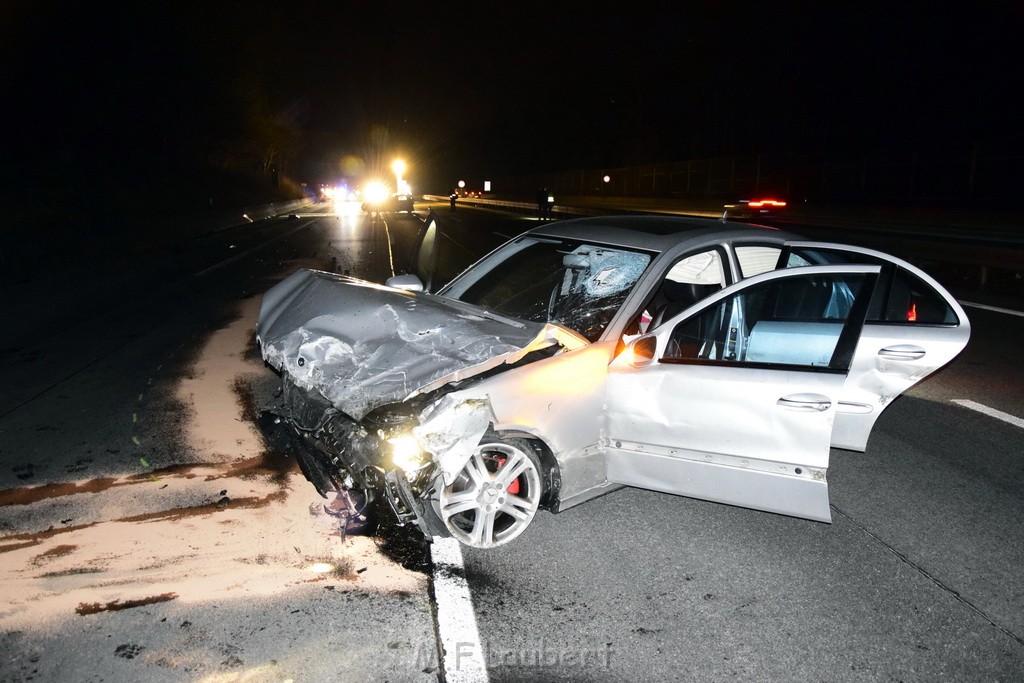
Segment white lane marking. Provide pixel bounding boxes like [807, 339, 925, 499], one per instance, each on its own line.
[952, 399, 1024, 430]
[431, 536, 489, 682]
[959, 301, 1024, 318]
[381, 218, 397, 278]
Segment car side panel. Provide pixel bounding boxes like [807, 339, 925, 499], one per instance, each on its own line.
[441, 341, 618, 506]
[835, 322, 971, 450]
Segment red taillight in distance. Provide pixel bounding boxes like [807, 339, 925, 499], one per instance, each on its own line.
[747, 199, 787, 208]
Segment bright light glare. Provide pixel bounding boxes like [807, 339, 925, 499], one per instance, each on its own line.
[389, 435, 427, 472]
[363, 182, 389, 204]
[524, 345, 607, 397]
[392, 159, 406, 176]
[308, 562, 335, 574]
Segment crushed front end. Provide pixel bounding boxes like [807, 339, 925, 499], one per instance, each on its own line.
[258, 377, 446, 537]
[253, 270, 586, 539]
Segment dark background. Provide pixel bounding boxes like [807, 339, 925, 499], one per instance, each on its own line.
[2, 1, 1021, 225]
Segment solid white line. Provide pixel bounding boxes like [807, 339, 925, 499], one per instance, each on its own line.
[431, 537, 489, 683]
[381, 218, 397, 278]
[952, 399, 1024, 430]
[959, 301, 1024, 318]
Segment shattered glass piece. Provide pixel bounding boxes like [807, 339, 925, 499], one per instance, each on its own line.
[568, 248, 650, 297]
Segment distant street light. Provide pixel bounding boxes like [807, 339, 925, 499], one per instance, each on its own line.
[602, 175, 611, 200]
[392, 159, 410, 194]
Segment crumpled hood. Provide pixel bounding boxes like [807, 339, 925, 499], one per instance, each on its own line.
[256, 270, 583, 420]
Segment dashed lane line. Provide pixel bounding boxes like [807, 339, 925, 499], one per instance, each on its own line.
[959, 301, 1024, 318]
[951, 399, 1024, 430]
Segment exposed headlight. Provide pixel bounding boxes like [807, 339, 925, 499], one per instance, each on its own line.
[363, 181, 389, 204]
[389, 434, 429, 473]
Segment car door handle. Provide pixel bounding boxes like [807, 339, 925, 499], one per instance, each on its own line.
[878, 345, 926, 361]
[777, 394, 832, 412]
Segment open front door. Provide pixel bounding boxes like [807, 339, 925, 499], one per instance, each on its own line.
[386, 210, 442, 292]
[778, 242, 971, 450]
[411, 210, 441, 291]
[605, 265, 880, 523]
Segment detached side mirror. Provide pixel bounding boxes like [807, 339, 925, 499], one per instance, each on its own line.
[386, 274, 425, 292]
[625, 336, 657, 368]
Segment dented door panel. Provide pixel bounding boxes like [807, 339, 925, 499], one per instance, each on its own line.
[779, 241, 971, 450]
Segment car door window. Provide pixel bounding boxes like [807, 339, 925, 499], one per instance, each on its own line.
[735, 245, 782, 278]
[662, 271, 874, 371]
[881, 267, 958, 324]
[629, 248, 726, 335]
[783, 246, 958, 325]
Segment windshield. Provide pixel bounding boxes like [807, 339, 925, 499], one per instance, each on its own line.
[441, 238, 653, 342]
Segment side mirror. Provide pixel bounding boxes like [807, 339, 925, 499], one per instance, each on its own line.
[625, 336, 657, 367]
[386, 274, 425, 292]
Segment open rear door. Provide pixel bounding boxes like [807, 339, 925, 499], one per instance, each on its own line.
[778, 242, 971, 450]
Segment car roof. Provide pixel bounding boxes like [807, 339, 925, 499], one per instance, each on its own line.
[525, 215, 803, 252]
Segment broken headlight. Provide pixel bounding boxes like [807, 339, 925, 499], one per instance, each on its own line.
[366, 403, 435, 483]
[388, 434, 430, 474]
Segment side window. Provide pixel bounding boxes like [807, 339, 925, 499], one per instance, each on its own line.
[785, 247, 957, 325]
[735, 245, 782, 278]
[663, 272, 872, 371]
[637, 249, 726, 333]
[884, 267, 958, 324]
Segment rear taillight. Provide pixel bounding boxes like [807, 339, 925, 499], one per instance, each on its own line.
[748, 199, 787, 208]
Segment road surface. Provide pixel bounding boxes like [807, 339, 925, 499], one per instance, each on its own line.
[1, 200, 1022, 681]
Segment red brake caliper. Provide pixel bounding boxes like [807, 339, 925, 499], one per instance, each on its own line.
[495, 456, 520, 495]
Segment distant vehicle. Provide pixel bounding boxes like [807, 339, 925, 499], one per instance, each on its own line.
[724, 198, 787, 220]
[361, 189, 416, 215]
[392, 193, 415, 214]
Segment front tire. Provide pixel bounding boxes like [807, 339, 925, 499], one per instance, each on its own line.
[431, 438, 543, 549]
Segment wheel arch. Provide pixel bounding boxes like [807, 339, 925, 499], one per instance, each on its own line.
[485, 428, 562, 510]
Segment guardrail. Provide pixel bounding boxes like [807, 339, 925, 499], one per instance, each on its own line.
[423, 194, 611, 220]
[420, 194, 1022, 297]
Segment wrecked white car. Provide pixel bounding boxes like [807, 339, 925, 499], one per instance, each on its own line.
[256, 213, 970, 548]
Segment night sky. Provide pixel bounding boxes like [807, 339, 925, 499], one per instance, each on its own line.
[2, 1, 1021, 200]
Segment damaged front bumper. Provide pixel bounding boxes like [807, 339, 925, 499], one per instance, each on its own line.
[257, 379, 447, 537]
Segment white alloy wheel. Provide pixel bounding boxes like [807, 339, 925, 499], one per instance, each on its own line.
[432, 439, 543, 549]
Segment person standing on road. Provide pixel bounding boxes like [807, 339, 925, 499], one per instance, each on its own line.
[536, 187, 549, 220]
[449, 190, 458, 211]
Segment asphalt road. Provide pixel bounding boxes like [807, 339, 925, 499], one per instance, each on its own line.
[1, 200, 1022, 681]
